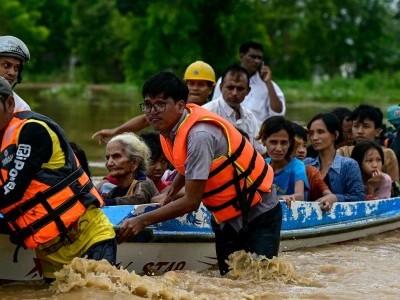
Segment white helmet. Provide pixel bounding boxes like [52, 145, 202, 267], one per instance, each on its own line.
[0, 36, 30, 62]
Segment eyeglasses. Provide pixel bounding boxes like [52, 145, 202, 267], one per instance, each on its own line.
[139, 102, 167, 113]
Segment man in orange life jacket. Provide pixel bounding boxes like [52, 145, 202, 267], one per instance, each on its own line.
[117, 72, 282, 275]
[0, 77, 116, 282]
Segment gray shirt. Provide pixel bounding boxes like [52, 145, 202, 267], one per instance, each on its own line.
[171, 109, 279, 231]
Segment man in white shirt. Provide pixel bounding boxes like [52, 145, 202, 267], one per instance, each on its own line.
[203, 64, 266, 155]
[212, 41, 285, 124]
[0, 36, 31, 111]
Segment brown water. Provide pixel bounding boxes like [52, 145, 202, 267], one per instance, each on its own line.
[1, 229, 399, 299]
[6, 86, 399, 299]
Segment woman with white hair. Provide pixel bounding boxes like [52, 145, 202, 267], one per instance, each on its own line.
[100, 132, 159, 205]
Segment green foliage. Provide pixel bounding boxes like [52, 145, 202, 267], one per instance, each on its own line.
[1, 0, 400, 85]
[299, 0, 398, 78]
[280, 71, 400, 104]
[34, 0, 73, 75]
[0, 0, 49, 75]
[67, 0, 128, 83]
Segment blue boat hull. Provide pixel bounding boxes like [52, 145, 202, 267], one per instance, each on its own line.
[1, 198, 400, 281]
[103, 197, 400, 245]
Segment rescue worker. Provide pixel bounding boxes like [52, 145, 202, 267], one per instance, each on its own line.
[0, 35, 31, 111]
[117, 71, 282, 275]
[91, 60, 216, 143]
[0, 77, 116, 282]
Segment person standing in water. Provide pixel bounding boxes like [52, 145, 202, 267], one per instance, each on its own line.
[117, 71, 282, 276]
[0, 77, 116, 282]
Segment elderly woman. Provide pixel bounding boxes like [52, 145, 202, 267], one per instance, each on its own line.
[100, 132, 159, 205]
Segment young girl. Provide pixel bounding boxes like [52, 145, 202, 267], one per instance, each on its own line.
[258, 116, 309, 207]
[351, 140, 392, 200]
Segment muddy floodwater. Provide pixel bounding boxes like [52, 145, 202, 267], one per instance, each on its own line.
[0, 229, 399, 299]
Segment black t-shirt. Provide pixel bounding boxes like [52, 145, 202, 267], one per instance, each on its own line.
[0, 122, 53, 208]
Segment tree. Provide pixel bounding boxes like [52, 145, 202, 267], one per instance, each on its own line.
[0, 0, 49, 79]
[295, 0, 399, 78]
[34, 0, 73, 78]
[67, 0, 127, 83]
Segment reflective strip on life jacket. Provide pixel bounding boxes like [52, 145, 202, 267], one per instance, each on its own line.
[0, 111, 101, 249]
[160, 104, 274, 223]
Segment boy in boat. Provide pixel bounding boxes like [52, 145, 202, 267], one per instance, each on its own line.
[117, 71, 282, 275]
[337, 104, 399, 187]
[0, 77, 116, 282]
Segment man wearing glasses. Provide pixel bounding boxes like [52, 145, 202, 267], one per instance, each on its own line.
[212, 41, 285, 124]
[92, 61, 215, 144]
[117, 71, 282, 276]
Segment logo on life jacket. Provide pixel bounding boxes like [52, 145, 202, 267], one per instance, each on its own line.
[2, 153, 13, 166]
[3, 144, 31, 195]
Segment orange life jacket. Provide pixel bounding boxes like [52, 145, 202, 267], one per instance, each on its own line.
[160, 104, 274, 223]
[0, 111, 103, 249]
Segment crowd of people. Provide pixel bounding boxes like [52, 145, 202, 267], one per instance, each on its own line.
[1, 35, 399, 279]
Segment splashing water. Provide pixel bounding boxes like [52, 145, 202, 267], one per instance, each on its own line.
[51, 250, 314, 299]
[226, 250, 309, 285]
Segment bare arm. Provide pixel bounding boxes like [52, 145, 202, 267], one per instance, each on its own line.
[151, 172, 186, 204]
[260, 65, 283, 113]
[316, 192, 338, 212]
[117, 179, 206, 243]
[280, 180, 305, 208]
[91, 114, 149, 144]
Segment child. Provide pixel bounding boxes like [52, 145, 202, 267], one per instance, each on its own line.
[292, 123, 337, 209]
[258, 116, 308, 207]
[338, 104, 399, 184]
[351, 140, 392, 200]
[140, 132, 174, 192]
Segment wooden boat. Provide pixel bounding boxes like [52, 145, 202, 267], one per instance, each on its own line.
[1, 197, 400, 283]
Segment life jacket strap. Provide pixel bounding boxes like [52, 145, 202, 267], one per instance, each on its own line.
[9, 191, 83, 245]
[203, 145, 258, 199]
[3, 167, 86, 222]
[208, 136, 246, 178]
[204, 148, 268, 215]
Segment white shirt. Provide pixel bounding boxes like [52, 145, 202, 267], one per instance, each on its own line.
[202, 96, 266, 155]
[13, 91, 31, 111]
[212, 72, 285, 124]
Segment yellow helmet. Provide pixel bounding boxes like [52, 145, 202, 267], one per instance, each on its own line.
[183, 61, 216, 85]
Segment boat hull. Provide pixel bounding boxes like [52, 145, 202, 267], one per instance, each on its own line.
[0, 235, 216, 282]
[1, 197, 400, 282]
